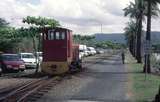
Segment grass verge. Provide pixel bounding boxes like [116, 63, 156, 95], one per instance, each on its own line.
[126, 54, 160, 102]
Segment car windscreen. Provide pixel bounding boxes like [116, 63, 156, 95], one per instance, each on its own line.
[87, 48, 91, 51]
[22, 54, 35, 58]
[2, 55, 20, 61]
[79, 50, 84, 52]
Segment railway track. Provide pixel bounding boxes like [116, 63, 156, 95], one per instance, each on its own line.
[0, 76, 62, 102]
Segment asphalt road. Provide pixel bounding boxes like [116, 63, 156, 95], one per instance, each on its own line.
[38, 53, 129, 102]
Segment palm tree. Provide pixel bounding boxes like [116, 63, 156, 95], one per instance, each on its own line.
[124, 0, 160, 64]
[124, 0, 145, 63]
[124, 20, 137, 56]
[144, 0, 160, 73]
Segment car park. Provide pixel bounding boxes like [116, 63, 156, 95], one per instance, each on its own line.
[19, 53, 37, 68]
[0, 54, 25, 72]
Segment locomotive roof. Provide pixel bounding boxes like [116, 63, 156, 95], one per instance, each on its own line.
[42, 27, 72, 32]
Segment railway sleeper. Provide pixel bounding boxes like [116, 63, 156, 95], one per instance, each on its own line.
[36, 91, 46, 95]
[39, 90, 49, 93]
[40, 89, 50, 92]
[30, 94, 42, 98]
[27, 97, 37, 102]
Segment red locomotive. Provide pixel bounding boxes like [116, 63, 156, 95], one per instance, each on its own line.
[41, 27, 82, 75]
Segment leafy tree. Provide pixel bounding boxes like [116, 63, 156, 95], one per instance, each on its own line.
[73, 34, 125, 49]
[23, 16, 60, 27]
[0, 18, 21, 52]
[73, 34, 95, 46]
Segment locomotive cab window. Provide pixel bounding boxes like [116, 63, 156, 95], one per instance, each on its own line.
[47, 30, 55, 40]
[50, 32, 54, 40]
[55, 32, 60, 40]
[61, 32, 65, 40]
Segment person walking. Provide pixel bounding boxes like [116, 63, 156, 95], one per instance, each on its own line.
[121, 51, 125, 64]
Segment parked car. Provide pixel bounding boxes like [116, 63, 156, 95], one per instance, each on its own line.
[0, 54, 25, 72]
[96, 49, 104, 54]
[79, 45, 90, 56]
[19, 53, 37, 68]
[87, 47, 97, 55]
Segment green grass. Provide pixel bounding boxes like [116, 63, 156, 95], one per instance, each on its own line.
[127, 57, 160, 102]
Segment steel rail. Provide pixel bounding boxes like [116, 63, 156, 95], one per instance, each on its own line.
[0, 76, 49, 101]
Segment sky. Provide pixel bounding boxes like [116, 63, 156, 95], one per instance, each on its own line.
[0, 0, 160, 35]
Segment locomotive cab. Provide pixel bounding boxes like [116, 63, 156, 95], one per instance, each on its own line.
[41, 27, 76, 75]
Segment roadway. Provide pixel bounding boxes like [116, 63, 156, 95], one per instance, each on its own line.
[38, 53, 129, 102]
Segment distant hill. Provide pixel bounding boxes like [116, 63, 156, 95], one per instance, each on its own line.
[94, 33, 126, 44]
[95, 31, 160, 45]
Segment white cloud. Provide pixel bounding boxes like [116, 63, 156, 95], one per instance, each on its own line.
[1, 0, 159, 35]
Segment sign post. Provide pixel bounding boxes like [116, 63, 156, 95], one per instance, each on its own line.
[144, 40, 152, 81]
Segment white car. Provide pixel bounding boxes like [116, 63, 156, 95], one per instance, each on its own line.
[87, 47, 97, 55]
[79, 44, 89, 56]
[79, 49, 85, 59]
[19, 53, 37, 68]
[84, 50, 90, 56]
[96, 49, 104, 54]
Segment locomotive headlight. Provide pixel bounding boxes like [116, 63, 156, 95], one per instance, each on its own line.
[7, 65, 12, 68]
[50, 65, 57, 69]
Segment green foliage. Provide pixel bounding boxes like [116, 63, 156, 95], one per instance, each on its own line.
[0, 19, 21, 52]
[23, 16, 60, 27]
[95, 41, 126, 49]
[73, 34, 95, 46]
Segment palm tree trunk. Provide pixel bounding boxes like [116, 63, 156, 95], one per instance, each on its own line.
[129, 36, 133, 55]
[136, 15, 142, 63]
[144, 0, 151, 73]
[133, 35, 137, 57]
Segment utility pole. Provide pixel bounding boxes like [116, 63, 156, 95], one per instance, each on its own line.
[101, 23, 102, 34]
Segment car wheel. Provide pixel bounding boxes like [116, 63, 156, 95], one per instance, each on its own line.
[1, 65, 7, 73]
[14, 70, 19, 73]
[21, 69, 25, 72]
